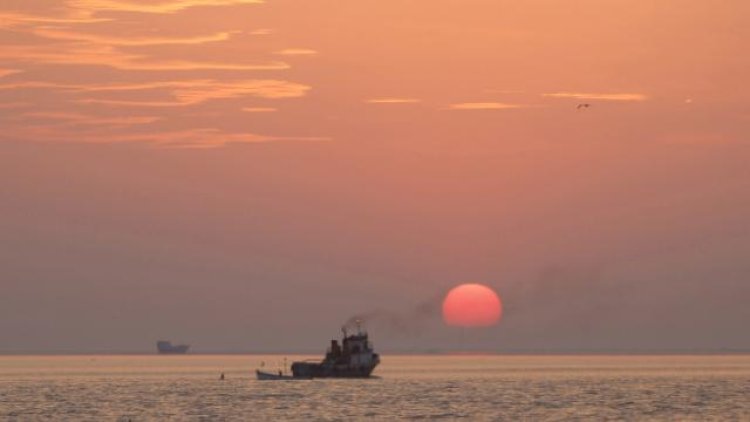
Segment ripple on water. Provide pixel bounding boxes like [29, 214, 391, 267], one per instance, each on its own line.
[1, 355, 749, 420]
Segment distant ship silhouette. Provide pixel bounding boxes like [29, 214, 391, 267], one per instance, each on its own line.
[156, 340, 190, 354]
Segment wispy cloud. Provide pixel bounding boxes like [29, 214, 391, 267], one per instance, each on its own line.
[31, 27, 239, 46]
[0, 0, 325, 149]
[19, 111, 162, 126]
[366, 98, 421, 104]
[448, 102, 527, 110]
[0, 45, 290, 71]
[3, 125, 330, 148]
[0, 69, 21, 78]
[74, 99, 187, 107]
[0, 11, 110, 27]
[80, 79, 310, 106]
[275, 49, 318, 56]
[0, 79, 308, 101]
[543, 92, 648, 101]
[0, 81, 97, 91]
[151, 79, 309, 102]
[66, 0, 264, 14]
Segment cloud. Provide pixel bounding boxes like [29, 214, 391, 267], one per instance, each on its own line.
[0, 45, 290, 71]
[0, 81, 81, 91]
[170, 80, 309, 102]
[75, 79, 310, 107]
[543, 92, 648, 101]
[150, 132, 331, 149]
[18, 111, 162, 127]
[31, 27, 239, 46]
[0, 1, 264, 28]
[75, 99, 187, 107]
[275, 49, 318, 56]
[0, 11, 110, 28]
[0, 0, 326, 149]
[0, 81, 95, 93]
[366, 98, 421, 104]
[447, 102, 527, 110]
[0, 79, 309, 101]
[0, 69, 21, 78]
[66, 0, 264, 14]
[1, 125, 330, 148]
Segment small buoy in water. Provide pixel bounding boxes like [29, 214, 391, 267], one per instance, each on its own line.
[220, 373, 225, 381]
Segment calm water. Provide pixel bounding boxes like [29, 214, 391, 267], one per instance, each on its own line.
[1, 355, 748, 420]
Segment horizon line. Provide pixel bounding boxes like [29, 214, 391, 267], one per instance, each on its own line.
[2, 349, 749, 357]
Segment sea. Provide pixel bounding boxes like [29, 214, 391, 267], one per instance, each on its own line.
[0, 354, 748, 421]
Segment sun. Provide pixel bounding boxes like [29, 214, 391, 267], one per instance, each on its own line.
[442, 283, 502, 327]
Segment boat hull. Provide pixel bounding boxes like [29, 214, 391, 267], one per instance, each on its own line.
[255, 370, 307, 380]
[291, 356, 379, 378]
[156, 341, 189, 354]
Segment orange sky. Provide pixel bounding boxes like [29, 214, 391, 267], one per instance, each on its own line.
[1, 0, 747, 147]
[0, 0, 748, 352]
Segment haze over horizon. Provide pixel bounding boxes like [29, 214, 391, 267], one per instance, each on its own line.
[1, 0, 749, 354]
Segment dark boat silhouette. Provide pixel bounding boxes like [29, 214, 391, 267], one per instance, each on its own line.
[256, 322, 379, 380]
[156, 340, 190, 354]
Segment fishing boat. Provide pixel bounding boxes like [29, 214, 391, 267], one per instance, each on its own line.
[255, 322, 380, 380]
[156, 340, 189, 354]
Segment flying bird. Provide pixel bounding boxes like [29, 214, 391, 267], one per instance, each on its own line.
[577, 103, 592, 110]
